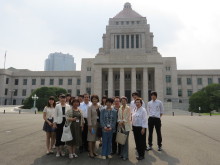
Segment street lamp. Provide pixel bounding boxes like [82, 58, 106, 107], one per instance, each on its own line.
[32, 94, 39, 111]
[199, 107, 201, 116]
[9, 89, 15, 105]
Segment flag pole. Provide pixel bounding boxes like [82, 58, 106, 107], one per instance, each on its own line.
[4, 51, 7, 69]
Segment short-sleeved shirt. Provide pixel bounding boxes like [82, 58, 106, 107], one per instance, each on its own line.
[43, 107, 55, 119]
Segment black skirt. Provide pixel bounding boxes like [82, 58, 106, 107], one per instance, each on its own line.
[43, 118, 56, 132]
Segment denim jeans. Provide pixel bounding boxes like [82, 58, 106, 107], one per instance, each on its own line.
[102, 130, 113, 156]
[120, 131, 129, 159]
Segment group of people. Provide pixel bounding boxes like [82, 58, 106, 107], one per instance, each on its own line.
[42, 91, 164, 161]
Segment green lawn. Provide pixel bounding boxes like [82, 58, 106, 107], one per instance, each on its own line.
[202, 113, 220, 115]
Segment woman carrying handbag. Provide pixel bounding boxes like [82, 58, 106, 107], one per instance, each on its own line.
[117, 96, 131, 161]
[66, 99, 84, 159]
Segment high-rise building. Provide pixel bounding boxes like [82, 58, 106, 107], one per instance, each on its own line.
[44, 52, 76, 71]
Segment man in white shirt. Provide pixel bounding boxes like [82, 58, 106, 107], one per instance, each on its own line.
[146, 91, 164, 151]
[79, 93, 92, 152]
[130, 92, 146, 114]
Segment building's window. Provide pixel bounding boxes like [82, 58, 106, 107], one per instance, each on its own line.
[187, 78, 192, 85]
[5, 88, 8, 95]
[131, 21, 134, 24]
[68, 79, 72, 85]
[59, 79, 63, 85]
[197, 78, 202, 85]
[208, 78, 213, 84]
[121, 21, 124, 25]
[166, 67, 171, 71]
[116, 22, 119, 25]
[166, 87, 172, 95]
[6, 78, 9, 84]
[77, 78, 81, 85]
[76, 89, 80, 96]
[187, 89, 193, 96]
[178, 89, 182, 97]
[178, 78, 182, 85]
[126, 21, 129, 25]
[50, 79, 54, 85]
[179, 99, 182, 103]
[149, 74, 151, 81]
[125, 74, 131, 80]
[136, 73, 141, 80]
[86, 88, 91, 95]
[22, 89, 26, 96]
[131, 35, 134, 48]
[116, 35, 120, 49]
[13, 99, 16, 105]
[126, 35, 129, 48]
[166, 75, 171, 83]
[32, 79, 36, 85]
[105, 75, 108, 82]
[86, 76, 91, 83]
[121, 35, 124, 49]
[4, 99, 7, 105]
[14, 89, 18, 96]
[23, 79, 27, 85]
[41, 79, 45, 85]
[137, 21, 140, 24]
[87, 67, 91, 71]
[15, 79, 19, 85]
[218, 78, 220, 84]
[136, 34, 139, 48]
[67, 89, 72, 95]
[115, 74, 120, 81]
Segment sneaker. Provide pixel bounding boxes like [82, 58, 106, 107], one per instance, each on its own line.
[69, 154, 73, 159]
[49, 150, 54, 154]
[158, 147, 162, 151]
[146, 146, 152, 151]
[108, 155, 112, 159]
[122, 158, 128, 161]
[136, 156, 144, 160]
[46, 151, 50, 155]
[98, 155, 106, 159]
[73, 153, 78, 158]
[56, 152, 60, 157]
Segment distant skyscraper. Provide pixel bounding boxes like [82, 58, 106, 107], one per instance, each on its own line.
[44, 52, 76, 71]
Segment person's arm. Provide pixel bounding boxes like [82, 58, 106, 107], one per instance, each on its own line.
[87, 106, 92, 133]
[160, 101, 164, 118]
[141, 109, 148, 135]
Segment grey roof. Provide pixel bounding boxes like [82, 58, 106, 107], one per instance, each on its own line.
[113, 2, 143, 18]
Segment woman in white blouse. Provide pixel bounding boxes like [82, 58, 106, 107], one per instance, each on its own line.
[43, 96, 56, 154]
[132, 98, 148, 161]
[118, 96, 131, 161]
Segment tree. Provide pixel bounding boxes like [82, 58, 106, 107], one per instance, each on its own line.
[189, 84, 220, 113]
[22, 87, 67, 111]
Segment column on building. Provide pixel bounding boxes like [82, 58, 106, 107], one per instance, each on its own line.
[143, 67, 148, 102]
[154, 67, 164, 101]
[131, 68, 136, 93]
[108, 68, 113, 97]
[111, 34, 114, 49]
[93, 66, 102, 99]
[120, 68, 125, 96]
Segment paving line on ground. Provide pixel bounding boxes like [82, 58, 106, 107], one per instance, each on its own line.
[174, 123, 220, 143]
[0, 129, 42, 146]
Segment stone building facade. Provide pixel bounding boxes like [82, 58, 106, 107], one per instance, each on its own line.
[0, 3, 220, 109]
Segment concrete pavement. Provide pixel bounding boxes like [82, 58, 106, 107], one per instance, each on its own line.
[0, 114, 220, 165]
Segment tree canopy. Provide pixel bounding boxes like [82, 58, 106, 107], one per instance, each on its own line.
[189, 84, 220, 113]
[22, 87, 67, 111]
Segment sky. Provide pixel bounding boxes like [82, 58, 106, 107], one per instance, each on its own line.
[0, 0, 220, 71]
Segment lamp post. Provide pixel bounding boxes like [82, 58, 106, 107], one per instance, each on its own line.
[32, 94, 39, 112]
[9, 89, 15, 105]
[199, 107, 201, 116]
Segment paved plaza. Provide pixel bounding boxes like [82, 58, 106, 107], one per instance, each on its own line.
[0, 112, 220, 165]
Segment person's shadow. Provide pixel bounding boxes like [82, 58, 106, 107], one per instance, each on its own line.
[152, 149, 180, 165]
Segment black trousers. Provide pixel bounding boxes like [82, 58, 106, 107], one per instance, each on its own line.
[112, 132, 121, 154]
[55, 118, 66, 147]
[81, 118, 88, 151]
[133, 126, 146, 157]
[148, 117, 162, 147]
